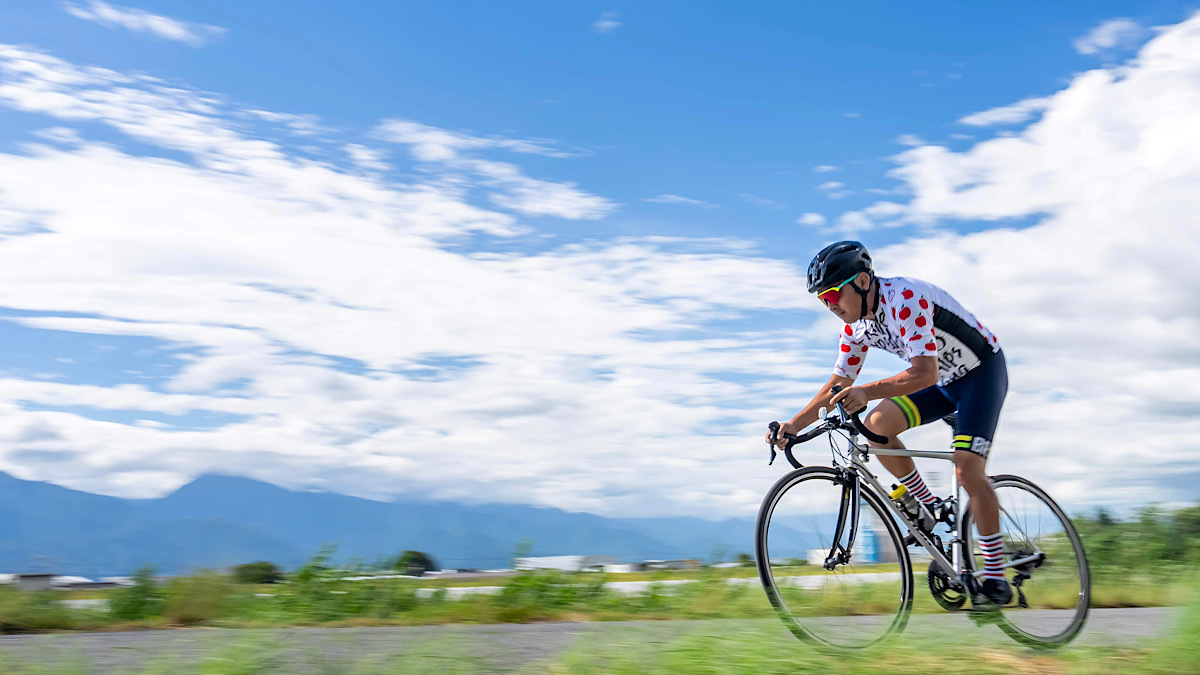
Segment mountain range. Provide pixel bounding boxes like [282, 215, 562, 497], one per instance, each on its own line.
[0, 472, 795, 577]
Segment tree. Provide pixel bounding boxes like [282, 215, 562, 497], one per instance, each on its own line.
[233, 561, 283, 584]
[395, 550, 438, 576]
[735, 552, 753, 566]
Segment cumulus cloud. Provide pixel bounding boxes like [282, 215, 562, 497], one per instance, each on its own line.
[0, 44, 816, 516]
[814, 165, 839, 173]
[797, 213, 826, 227]
[841, 11, 1200, 508]
[1073, 18, 1148, 55]
[63, 1, 225, 47]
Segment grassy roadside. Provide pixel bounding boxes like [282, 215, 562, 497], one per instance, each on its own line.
[0, 592, 1196, 674]
[3, 565, 1194, 634]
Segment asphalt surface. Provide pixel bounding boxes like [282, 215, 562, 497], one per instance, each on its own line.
[0, 607, 1178, 673]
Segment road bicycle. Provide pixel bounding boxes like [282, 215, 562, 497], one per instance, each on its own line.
[755, 387, 1090, 649]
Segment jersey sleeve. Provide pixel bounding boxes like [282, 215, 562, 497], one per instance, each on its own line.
[833, 324, 869, 380]
[894, 288, 938, 361]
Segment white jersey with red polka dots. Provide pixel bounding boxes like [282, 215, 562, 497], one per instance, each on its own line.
[833, 276, 1000, 386]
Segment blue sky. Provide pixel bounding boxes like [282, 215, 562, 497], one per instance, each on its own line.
[0, 1, 1197, 517]
[5, 0, 1183, 245]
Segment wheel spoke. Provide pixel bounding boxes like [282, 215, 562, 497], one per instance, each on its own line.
[963, 476, 1090, 648]
[756, 468, 912, 649]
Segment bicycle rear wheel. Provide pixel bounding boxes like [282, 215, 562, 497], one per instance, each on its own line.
[755, 466, 913, 649]
[963, 474, 1090, 648]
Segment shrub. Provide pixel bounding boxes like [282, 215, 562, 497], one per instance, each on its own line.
[233, 561, 283, 584]
[394, 550, 438, 576]
[0, 587, 76, 633]
[164, 571, 234, 626]
[108, 566, 162, 621]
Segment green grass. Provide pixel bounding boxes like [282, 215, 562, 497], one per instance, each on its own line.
[551, 589, 1200, 675]
[0, 588, 1197, 674]
[2, 563, 1194, 634]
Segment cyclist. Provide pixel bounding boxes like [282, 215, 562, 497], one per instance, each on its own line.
[770, 240, 1012, 609]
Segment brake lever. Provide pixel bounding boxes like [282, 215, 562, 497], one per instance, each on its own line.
[827, 384, 890, 444]
[767, 421, 780, 465]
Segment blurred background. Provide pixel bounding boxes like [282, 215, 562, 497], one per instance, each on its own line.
[0, 0, 1196, 580]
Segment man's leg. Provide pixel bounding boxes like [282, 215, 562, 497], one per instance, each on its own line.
[954, 449, 998, 534]
[866, 395, 951, 507]
[864, 401, 938, 507]
[946, 351, 1010, 602]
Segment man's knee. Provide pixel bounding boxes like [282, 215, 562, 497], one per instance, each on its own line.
[864, 399, 908, 445]
[954, 449, 988, 487]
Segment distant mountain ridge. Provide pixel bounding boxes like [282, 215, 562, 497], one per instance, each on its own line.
[0, 472, 783, 577]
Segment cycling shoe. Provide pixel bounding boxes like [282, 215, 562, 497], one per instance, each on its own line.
[970, 578, 1012, 612]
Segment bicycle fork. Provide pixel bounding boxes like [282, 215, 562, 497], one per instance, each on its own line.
[824, 468, 861, 570]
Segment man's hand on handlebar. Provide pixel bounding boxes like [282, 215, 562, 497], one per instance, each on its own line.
[765, 420, 800, 450]
[829, 385, 868, 415]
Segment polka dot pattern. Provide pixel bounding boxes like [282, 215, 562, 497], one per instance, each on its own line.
[831, 275, 1000, 387]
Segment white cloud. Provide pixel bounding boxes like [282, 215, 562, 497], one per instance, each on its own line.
[896, 134, 924, 147]
[0, 44, 817, 517]
[344, 144, 388, 172]
[376, 120, 577, 161]
[63, 1, 226, 47]
[593, 11, 621, 34]
[797, 213, 825, 226]
[816, 181, 851, 199]
[374, 119, 611, 220]
[643, 194, 715, 208]
[835, 11, 1200, 509]
[813, 165, 839, 173]
[958, 96, 1052, 127]
[737, 193, 785, 209]
[1073, 18, 1147, 55]
[248, 110, 323, 136]
[32, 127, 83, 144]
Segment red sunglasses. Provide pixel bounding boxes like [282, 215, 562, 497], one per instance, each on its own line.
[816, 274, 860, 305]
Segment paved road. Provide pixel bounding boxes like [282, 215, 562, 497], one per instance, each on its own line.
[0, 608, 1178, 673]
[412, 573, 904, 599]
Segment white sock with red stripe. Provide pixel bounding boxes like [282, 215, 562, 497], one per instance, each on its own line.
[978, 532, 1006, 581]
[898, 468, 936, 505]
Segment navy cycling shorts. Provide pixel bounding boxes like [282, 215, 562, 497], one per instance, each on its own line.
[888, 350, 1008, 459]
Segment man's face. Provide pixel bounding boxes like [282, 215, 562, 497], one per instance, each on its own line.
[818, 272, 869, 323]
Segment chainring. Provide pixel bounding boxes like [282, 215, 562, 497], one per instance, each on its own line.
[927, 560, 967, 611]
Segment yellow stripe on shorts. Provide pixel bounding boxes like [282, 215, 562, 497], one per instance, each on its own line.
[891, 395, 921, 428]
[952, 434, 973, 449]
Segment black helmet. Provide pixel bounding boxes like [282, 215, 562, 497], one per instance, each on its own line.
[807, 241, 873, 293]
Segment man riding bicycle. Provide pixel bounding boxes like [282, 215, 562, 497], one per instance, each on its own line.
[770, 240, 1012, 608]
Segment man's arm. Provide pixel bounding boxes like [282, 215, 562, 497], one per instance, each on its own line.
[830, 356, 938, 412]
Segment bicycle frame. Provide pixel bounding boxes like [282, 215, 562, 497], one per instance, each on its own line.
[830, 439, 1042, 585]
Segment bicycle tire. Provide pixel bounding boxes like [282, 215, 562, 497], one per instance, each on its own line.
[962, 474, 1091, 649]
[755, 466, 913, 649]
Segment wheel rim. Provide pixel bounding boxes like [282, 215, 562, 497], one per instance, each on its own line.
[965, 477, 1090, 645]
[759, 470, 912, 649]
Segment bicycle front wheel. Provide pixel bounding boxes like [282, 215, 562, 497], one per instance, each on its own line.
[755, 466, 913, 649]
[963, 474, 1090, 648]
